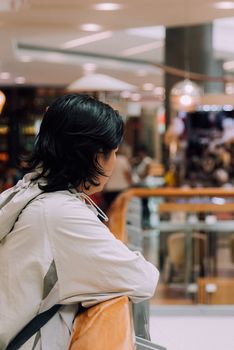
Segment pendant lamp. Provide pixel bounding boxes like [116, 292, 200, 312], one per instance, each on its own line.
[170, 18, 202, 112]
[170, 79, 201, 112]
[67, 73, 136, 92]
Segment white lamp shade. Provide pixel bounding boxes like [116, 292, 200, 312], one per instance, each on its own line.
[67, 73, 136, 92]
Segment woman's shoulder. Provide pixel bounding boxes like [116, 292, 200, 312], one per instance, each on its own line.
[41, 190, 82, 204]
[39, 190, 99, 221]
[31, 190, 86, 215]
[37, 191, 110, 241]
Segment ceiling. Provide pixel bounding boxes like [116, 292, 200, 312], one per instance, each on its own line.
[1, 0, 234, 93]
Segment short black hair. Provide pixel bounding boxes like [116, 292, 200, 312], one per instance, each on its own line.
[27, 94, 124, 192]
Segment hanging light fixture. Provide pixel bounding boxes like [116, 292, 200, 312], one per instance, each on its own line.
[0, 90, 6, 113]
[170, 4, 202, 112]
[67, 73, 136, 92]
[170, 78, 201, 112]
[67, 73, 136, 103]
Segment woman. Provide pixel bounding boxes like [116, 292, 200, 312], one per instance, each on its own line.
[0, 94, 159, 349]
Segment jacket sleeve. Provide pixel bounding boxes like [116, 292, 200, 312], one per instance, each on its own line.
[45, 196, 159, 307]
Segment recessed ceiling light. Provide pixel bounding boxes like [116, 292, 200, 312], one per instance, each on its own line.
[80, 23, 103, 32]
[61, 31, 113, 49]
[126, 26, 165, 40]
[214, 1, 234, 9]
[82, 63, 97, 72]
[121, 41, 163, 57]
[15, 76, 26, 84]
[143, 83, 154, 91]
[0, 72, 10, 79]
[93, 3, 123, 11]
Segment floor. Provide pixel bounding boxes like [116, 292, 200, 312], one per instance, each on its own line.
[149, 306, 234, 350]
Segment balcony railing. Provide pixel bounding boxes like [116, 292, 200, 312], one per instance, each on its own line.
[108, 187, 234, 305]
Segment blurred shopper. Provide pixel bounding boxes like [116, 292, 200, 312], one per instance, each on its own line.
[132, 144, 152, 184]
[102, 145, 133, 212]
[0, 94, 159, 349]
[132, 144, 153, 228]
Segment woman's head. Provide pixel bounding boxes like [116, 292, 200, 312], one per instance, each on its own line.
[28, 94, 124, 193]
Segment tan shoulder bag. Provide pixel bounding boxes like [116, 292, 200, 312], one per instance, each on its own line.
[69, 296, 135, 350]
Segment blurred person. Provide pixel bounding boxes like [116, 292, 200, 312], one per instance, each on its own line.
[132, 144, 152, 184]
[164, 164, 177, 187]
[132, 144, 153, 228]
[0, 94, 159, 349]
[102, 145, 133, 212]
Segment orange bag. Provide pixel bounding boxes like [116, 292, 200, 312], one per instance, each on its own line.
[69, 296, 135, 350]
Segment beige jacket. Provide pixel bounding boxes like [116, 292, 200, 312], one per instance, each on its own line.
[0, 173, 159, 349]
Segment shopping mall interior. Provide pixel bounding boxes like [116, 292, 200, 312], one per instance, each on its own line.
[1, 1, 234, 349]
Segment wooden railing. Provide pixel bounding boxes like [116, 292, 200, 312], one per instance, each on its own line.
[108, 187, 234, 242]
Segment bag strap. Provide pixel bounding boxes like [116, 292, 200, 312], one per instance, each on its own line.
[6, 304, 61, 350]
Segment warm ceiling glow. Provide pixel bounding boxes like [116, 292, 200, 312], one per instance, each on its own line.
[143, 83, 154, 91]
[80, 23, 103, 32]
[93, 3, 123, 11]
[15, 76, 26, 84]
[0, 72, 10, 79]
[61, 31, 113, 49]
[82, 63, 97, 73]
[214, 1, 234, 9]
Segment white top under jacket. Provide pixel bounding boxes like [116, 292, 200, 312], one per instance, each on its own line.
[0, 173, 159, 350]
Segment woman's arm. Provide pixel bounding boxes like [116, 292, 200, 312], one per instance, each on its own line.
[45, 196, 159, 307]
